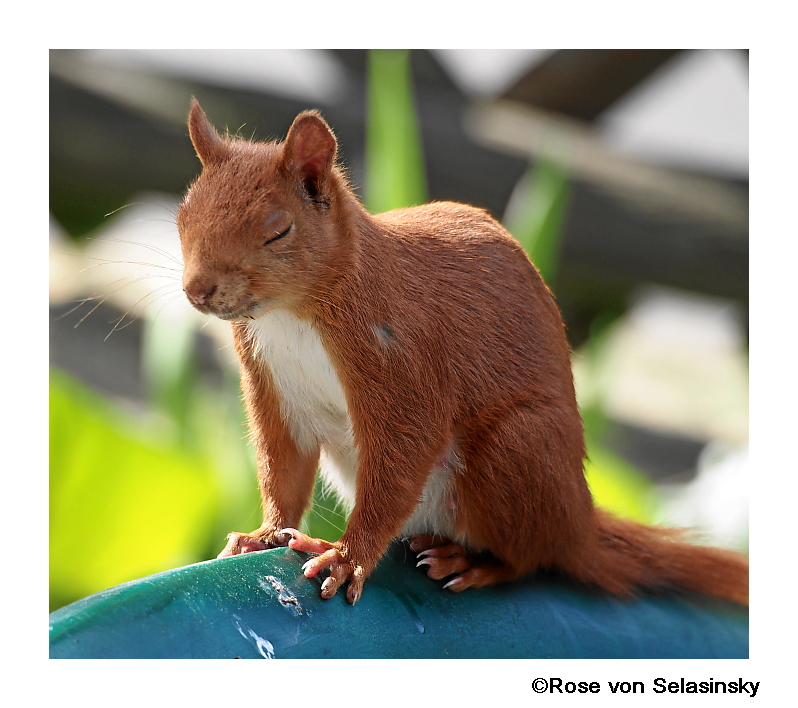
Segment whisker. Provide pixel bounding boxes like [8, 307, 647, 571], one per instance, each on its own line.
[104, 200, 178, 219]
[60, 274, 180, 326]
[74, 257, 182, 276]
[307, 501, 348, 535]
[310, 496, 347, 514]
[86, 237, 184, 268]
[71, 290, 120, 328]
[145, 291, 191, 329]
[104, 285, 185, 340]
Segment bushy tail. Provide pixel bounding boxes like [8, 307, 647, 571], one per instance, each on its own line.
[576, 510, 748, 606]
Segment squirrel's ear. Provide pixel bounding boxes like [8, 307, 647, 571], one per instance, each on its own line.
[188, 99, 228, 166]
[282, 111, 337, 198]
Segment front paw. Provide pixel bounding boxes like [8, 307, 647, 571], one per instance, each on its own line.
[280, 528, 366, 605]
[217, 529, 291, 558]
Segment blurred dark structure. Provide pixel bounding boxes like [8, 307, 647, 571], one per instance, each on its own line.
[503, 49, 683, 120]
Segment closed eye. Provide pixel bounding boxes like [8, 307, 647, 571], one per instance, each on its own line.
[263, 224, 292, 246]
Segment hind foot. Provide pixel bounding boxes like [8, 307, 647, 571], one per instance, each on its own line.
[438, 563, 518, 592]
[409, 535, 516, 592]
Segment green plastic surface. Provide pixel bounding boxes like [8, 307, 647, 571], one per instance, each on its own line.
[49, 543, 748, 659]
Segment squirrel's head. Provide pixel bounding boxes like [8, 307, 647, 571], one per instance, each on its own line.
[177, 99, 348, 321]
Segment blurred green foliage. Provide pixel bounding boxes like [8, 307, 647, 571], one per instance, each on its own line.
[49, 369, 219, 611]
[49, 48, 657, 612]
[366, 49, 428, 212]
[503, 159, 570, 285]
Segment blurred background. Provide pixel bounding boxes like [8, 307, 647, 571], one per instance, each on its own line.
[49, 48, 748, 611]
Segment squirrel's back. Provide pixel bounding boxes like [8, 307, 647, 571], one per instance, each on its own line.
[338, 200, 577, 415]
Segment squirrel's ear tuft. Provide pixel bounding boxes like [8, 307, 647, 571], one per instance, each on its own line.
[188, 99, 229, 166]
[282, 111, 337, 198]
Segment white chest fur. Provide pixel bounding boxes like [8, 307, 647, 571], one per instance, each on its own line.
[245, 309, 459, 539]
[246, 310, 358, 506]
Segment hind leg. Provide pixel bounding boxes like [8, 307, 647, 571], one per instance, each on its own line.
[422, 405, 593, 591]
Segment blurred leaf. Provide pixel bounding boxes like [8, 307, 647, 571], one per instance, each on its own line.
[141, 314, 262, 555]
[366, 49, 427, 212]
[504, 158, 569, 283]
[575, 312, 660, 524]
[584, 436, 659, 524]
[141, 313, 198, 446]
[183, 369, 263, 556]
[574, 307, 627, 440]
[49, 369, 219, 611]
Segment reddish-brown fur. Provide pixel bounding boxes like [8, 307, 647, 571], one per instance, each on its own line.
[177, 100, 748, 606]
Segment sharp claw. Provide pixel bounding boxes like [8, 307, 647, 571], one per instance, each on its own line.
[321, 575, 343, 599]
[443, 576, 465, 591]
[416, 558, 431, 568]
[275, 529, 293, 544]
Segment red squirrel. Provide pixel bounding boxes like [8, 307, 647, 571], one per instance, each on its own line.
[177, 99, 748, 606]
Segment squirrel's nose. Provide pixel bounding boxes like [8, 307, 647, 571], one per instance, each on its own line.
[184, 280, 217, 306]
